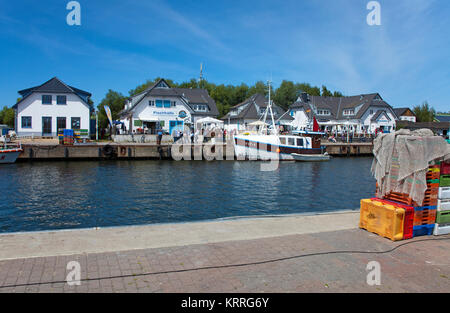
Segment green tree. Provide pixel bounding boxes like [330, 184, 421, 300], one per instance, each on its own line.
[274, 80, 297, 109]
[0, 106, 15, 128]
[97, 90, 127, 130]
[413, 101, 435, 122]
[247, 81, 268, 97]
[321, 85, 333, 97]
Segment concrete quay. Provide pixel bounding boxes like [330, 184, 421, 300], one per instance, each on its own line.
[16, 141, 374, 161]
[0, 211, 449, 293]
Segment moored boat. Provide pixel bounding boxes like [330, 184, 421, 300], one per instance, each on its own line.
[0, 139, 22, 164]
[291, 152, 330, 162]
[232, 81, 328, 161]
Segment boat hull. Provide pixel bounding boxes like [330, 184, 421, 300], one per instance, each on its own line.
[0, 149, 22, 164]
[291, 153, 330, 162]
[233, 135, 323, 161]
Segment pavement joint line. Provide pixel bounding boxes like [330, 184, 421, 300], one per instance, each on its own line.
[1, 236, 449, 289]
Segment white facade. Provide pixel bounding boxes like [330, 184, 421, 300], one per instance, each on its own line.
[290, 105, 397, 134]
[120, 95, 194, 135]
[399, 115, 416, 122]
[16, 92, 91, 137]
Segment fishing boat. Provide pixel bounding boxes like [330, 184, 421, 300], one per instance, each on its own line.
[233, 81, 328, 161]
[0, 137, 22, 164]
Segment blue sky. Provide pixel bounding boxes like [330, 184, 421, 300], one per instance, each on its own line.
[0, 0, 449, 112]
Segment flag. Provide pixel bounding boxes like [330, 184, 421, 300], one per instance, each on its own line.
[313, 116, 319, 132]
[104, 105, 113, 126]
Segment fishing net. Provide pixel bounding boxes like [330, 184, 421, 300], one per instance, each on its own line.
[372, 128, 450, 205]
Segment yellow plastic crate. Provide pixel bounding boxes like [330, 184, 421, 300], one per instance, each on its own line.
[359, 199, 405, 241]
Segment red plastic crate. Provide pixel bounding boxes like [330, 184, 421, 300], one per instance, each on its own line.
[370, 198, 414, 240]
[413, 206, 437, 226]
[426, 171, 440, 180]
[441, 162, 450, 175]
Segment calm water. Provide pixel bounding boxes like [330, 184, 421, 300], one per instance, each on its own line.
[0, 158, 375, 233]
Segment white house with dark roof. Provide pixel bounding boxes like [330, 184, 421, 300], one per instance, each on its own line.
[393, 108, 416, 123]
[289, 93, 397, 134]
[13, 77, 93, 137]
[221, 93, 293, 132]
[119, 79, 218, 134]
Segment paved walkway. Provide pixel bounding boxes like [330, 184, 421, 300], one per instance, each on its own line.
[0, 228, 449, 293]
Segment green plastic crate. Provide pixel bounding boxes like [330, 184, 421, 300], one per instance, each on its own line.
[441, 175, 450, 187]
[436, 211, 450, 224]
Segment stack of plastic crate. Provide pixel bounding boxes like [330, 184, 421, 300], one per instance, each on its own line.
[63, 129, 74, 146]
[370, 164, 440, 239]
[435, 160, 450, 235]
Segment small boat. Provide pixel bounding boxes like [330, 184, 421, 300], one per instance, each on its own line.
[291, 152, 330, 162]
[0, 137, 22, 164]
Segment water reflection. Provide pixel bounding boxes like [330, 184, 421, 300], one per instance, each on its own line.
[0, 158, 375, 233]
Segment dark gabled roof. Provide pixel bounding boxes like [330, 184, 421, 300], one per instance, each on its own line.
[393, 107, 415, 119]
[221, 93, 293, 121]
[120, 79, 218, 117]
[435, 115, 450, 122]
[289, 93, 394, 120]
[14, 77, 92, 109]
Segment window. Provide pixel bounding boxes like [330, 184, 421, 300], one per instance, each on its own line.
[290, 110, 294, 117]
[42, 117, 52, 135]
[57, 95, 67, 105]
[317, 110, 330, 115]
[71, 117, 81, 130]
[280, 138, 286, 145]
[156, 100, 163, 108]
[57, 117, 66, 130]
[296, 138, 304, 146]
[163, 100, 171, 108]
[42, 95, 52, 104]
[343, 109, 355, 116]
[369, 110, 373, 115]
[172, 101, 176, 107]
[259, 108, 266, 115]
[22, 116, 32, 128]
[288, 138, 295, 146]
[149, 100, 155, 107]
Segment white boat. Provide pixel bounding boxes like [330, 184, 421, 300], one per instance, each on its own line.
[0, 137, 22, 164]
[233, 81, 326, 161]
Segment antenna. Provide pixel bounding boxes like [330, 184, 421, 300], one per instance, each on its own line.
[199, 63, 203, 83]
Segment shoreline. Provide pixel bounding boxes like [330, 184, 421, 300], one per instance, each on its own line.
[0, 210, 360, 261]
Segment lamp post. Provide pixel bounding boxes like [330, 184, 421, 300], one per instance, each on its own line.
[95, 110, 98, 141]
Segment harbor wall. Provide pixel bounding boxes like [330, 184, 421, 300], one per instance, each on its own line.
[16, 142, 373, 161]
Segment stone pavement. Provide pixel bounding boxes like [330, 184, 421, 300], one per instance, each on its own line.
[0, 228, 449, 293]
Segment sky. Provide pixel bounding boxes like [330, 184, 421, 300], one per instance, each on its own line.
[0, 0, 449, 112]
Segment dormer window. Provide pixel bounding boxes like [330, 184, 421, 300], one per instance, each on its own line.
[317, 109, 330, 116]
[343, 109, 355, 116]
[149, 100, 155, 106]
[259, 108, 266, 115]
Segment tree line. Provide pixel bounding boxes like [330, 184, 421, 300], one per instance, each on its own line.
[96, 78, 344, 129]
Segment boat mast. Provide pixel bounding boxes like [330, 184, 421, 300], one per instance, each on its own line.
[260, 80, 278, 135]
[267, 80, 278, 135]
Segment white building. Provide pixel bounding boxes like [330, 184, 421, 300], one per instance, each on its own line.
[119, 79, 218, 135]
[221, 93, 293, 132]
[13, 77, 93, 137]
[289, 93, 397, 134]
[393, 108, 416, 123]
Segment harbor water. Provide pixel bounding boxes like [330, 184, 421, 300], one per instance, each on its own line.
[0, 158, 375, 233]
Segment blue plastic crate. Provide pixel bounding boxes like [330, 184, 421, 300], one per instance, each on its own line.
[413, 224, 435, 237]
[414, 205, 437, 211]
[63, 129, 74, 137]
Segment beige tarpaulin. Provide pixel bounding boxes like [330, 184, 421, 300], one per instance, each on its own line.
[371, 129, 450, 205]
